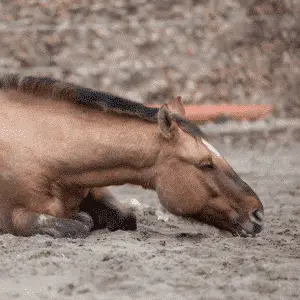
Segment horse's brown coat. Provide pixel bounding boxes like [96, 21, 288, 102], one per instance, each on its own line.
[0, 74, 264, 237]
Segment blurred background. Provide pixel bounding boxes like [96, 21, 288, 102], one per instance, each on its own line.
[0, 0, 299, 118]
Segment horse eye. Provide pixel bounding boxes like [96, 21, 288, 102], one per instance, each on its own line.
[196, 161, 215, 171]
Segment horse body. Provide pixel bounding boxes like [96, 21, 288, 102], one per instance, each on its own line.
[0, 74, 264, 237]
[0, 90, 157, 234]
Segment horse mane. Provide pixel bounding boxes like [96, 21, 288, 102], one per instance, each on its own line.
[0, 73, 204, 137]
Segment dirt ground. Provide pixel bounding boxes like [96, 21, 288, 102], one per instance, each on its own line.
[0, 137, 300, 300]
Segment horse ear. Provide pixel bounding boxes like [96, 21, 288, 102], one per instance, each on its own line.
[167, 96, 185, 117]
[157, 104, 178, 139]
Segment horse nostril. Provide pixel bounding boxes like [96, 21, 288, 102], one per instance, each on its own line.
[250, 209, 264, 225]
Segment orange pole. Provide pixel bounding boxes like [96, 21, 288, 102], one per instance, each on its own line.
[146, 104, 273, 123]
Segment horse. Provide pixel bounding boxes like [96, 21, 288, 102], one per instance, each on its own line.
[0, 73, 264, 238]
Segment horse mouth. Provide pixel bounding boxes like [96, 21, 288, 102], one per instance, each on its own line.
[232, 227, 255, 237]
[231, 222, 263, 237]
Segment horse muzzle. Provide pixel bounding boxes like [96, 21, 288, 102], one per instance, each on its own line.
[233, 209, 264, 237]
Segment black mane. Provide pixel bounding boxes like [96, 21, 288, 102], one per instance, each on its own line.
[0, 73, 204, 137]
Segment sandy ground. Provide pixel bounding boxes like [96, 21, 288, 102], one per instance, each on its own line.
[1, 138, 300, 300]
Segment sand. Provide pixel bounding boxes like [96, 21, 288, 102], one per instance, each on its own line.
[0, 140, 300, 300]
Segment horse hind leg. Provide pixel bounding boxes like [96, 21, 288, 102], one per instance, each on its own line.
[12, 207, 94, 238]
[80, 187, 137, 232]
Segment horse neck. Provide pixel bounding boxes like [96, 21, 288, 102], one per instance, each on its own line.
[58, 110, 161, 189]
[1, 91, 161, 189]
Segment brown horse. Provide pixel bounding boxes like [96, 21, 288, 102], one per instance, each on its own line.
[0, 74, 264, 238]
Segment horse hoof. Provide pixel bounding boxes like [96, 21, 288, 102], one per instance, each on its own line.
[50, 218, 90, 238]
[73, 212, 94, 231]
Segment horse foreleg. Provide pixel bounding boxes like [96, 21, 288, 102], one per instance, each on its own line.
[12, 207, 94, 238]
[80, 187, 137, 231]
